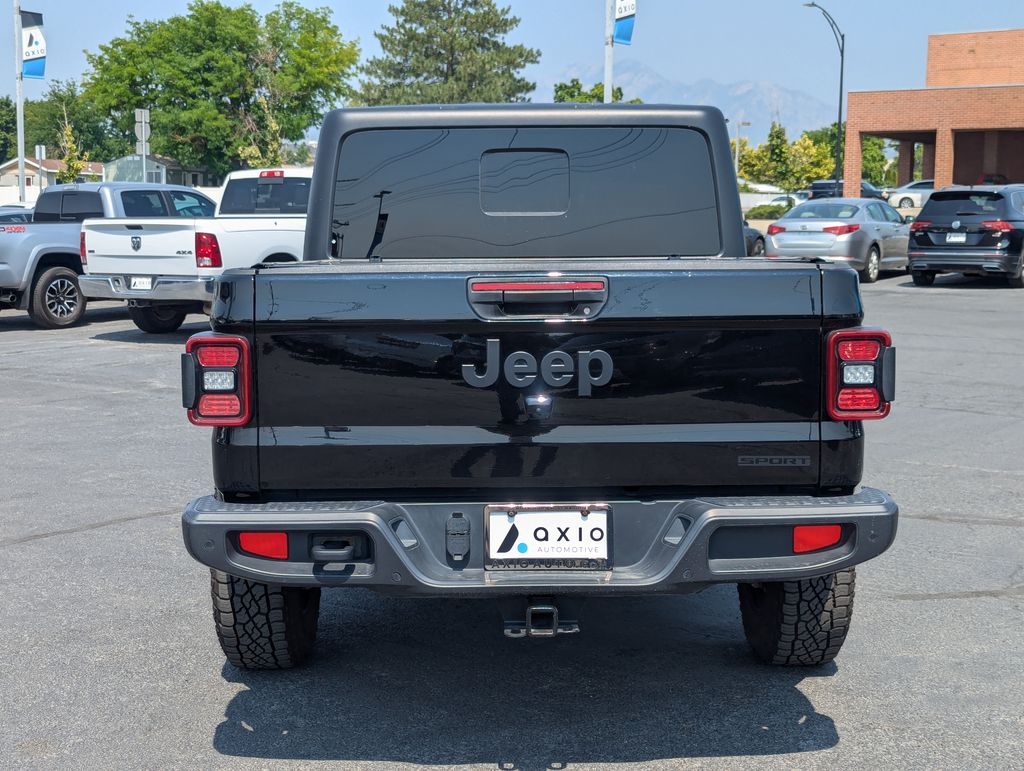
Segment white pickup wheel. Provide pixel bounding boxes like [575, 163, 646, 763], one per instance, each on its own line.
[128, 305, 187, 334]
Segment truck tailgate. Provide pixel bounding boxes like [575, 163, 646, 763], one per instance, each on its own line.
[251, 262, 839, 494]
[84, 219, 198, 276]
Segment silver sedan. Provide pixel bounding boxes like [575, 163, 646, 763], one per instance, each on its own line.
[764, 198, 912, 282]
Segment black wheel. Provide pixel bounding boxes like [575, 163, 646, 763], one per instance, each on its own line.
[29, 266, 86, 328]
[911, 270, 936, 286]
[127, 305, 187, 334]
[1008, 258, 1024, 288]
[751, 238, 765, 256]
[210, 570, 321, 670]
[898, 197, 914, 209]
[860, 247, 881, 283]
[738, 569, 855, 666]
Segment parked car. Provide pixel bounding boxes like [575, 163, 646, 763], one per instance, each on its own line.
[907, 185, 1024, 287]
[883, 179, 934, 209]
[179, 104, 898, 671]
[768, 191, 810, 207]
[0, 183, 215, 328]
[743, 221, 765, 255]
[809, 179, 885, 200]
[0, 206, 33, 223]
[80, 167, 312, 333]
[765, 198, 912, 282]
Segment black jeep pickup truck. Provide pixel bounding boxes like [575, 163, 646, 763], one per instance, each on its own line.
[180, 104, 898, 670]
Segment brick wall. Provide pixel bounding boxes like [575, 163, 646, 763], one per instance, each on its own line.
[843, 85, 1024, 194]
[927, 30, 1024, 87]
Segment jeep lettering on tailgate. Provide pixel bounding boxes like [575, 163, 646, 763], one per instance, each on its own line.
[461, 339, 612, 395]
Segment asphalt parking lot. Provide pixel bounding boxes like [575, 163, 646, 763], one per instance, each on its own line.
[1, 274, 1022, 770]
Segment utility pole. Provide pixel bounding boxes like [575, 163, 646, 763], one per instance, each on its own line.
[13, 0, 25, 202]
[603, 0, 614, 103]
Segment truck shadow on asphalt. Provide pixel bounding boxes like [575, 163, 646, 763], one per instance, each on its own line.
[0, 304, 129, 332]
[894, 274, 1014, 289]
[213, 586, 838, 768]
[90, 318, 209, 345]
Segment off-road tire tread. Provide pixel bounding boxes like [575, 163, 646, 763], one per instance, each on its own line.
[127, 305, 187, 334]
[209, 569, 320, 670]
[738, 568, 855, 666]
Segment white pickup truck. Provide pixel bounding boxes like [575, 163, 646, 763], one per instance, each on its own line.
[79, 167, 311, 332]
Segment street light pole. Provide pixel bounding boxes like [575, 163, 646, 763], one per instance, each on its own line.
[804, 2, 845, 188]
[734, 120, 751, 172]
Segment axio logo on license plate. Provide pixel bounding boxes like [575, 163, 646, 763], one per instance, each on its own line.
[487, 508, 608, 568]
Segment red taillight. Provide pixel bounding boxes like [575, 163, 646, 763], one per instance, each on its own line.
[198, 393, 241, 415]
[196, 346, 240, 367]
[195, 232, 222, 268]
[909, 220, 931, 232]
[259, 170, 284, 178]
[981, 220, 1013, 233]
[470, 280, 604, 292]
[79, 231, 87, 265]
[823, 223, 860, 236]
[793, 524, 843, 554]
[837, 388, 880, 411]
[826, 329, 893, 421]
[238, 532, 288, 560]
[837, 339, 880, 361]
[184, 334, 251, 427]
[766, 224, 785, 236]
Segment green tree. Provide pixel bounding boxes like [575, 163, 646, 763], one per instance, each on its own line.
[553, 78, 641, 104]
[739, 121, 791, 187]
[787, 134, 833, 189]
[23, 80, 128, 163]
[0, 96, 15, 163]
[84, 1, 358, 175]
[55, 113, 89, 183]
[357, 0, 540, 105]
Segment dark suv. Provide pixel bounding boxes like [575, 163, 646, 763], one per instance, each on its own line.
[810, 179, 885, 200]
[908, 185, 1024, 287]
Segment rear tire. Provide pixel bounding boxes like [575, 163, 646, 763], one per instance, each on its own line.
[210, 570, 321, 670]
[860, 247, 880, 283]
[29, 266, 86, 329]
[1008, 259, 1024, 288]
[751, 238, 765, 256]
[898, 197, 914, 209]
[127, 305, 187, 334]
[738, 568, 855, 666]
[912, 270, 936, 286]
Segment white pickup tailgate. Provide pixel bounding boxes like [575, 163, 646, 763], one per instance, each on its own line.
[84, 219, 198, 276]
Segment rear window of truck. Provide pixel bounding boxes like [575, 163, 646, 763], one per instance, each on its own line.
[219, 177, 310, 215]
[330, 127, 720, 259]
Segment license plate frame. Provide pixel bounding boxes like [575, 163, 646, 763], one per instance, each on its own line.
[130, 276, 153, 291]
[945, 232, 967, 244]
[484, 503, 611, 570]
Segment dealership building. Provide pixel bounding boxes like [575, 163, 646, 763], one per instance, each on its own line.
[843, 28, 1024, 196]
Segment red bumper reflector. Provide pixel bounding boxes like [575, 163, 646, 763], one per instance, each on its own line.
[195, 345, 240, 367]
[793, 524, 842, 554]
[239, 532, 288, 560]
[198, 393, 241, 416]
[837, 339, 880, 361]
[470, 281, 604, 292]
[837, 387, 880, 411]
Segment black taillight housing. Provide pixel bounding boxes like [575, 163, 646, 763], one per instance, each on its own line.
[182, 333, 252, 426]
[825, 328, 895, 421]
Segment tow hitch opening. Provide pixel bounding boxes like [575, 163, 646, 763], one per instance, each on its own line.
[500, 597, 583, 639]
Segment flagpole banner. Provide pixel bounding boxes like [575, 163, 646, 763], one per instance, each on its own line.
[614, 0, 636, 46]
[21, 11, 46, 79]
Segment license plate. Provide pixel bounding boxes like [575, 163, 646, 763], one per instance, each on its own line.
[946, 232, 967, 244]
[485, 505, 610, 570]
[130, 276, 153, 290]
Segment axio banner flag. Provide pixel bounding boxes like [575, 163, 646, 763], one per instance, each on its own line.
[614, 0, 636, 45]
[21, 11, 46, 79]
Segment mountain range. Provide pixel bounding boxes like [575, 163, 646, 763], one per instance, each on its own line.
[533, 59, 837, 143]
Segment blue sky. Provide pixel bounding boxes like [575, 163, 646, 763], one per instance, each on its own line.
[2, 0, 1022, 105]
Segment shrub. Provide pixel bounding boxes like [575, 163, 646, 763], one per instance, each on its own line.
[744, 204, 789, 220]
